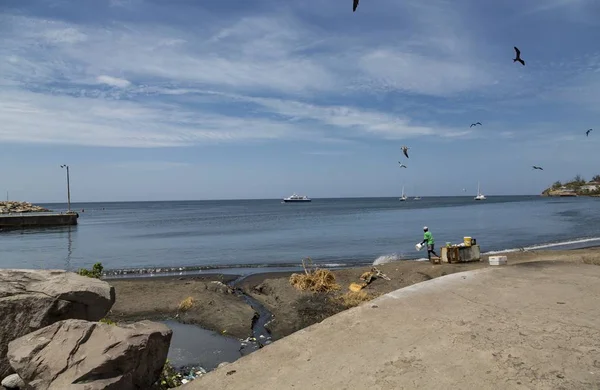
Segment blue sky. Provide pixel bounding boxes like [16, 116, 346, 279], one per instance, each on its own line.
[1, 0, 599, 202]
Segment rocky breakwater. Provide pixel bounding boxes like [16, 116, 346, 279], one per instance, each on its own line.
[0, 269, 115, 378]
[0, 202, 50, 214]
[0, 269, 172, 390]
[8, 320, 172, 390]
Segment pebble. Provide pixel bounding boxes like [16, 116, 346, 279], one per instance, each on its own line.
[1, 374, 25, 389]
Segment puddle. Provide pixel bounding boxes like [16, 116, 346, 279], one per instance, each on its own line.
[160, 320, 243, 371]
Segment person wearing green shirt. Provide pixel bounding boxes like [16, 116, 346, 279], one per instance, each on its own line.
[421, 226, 439, 261]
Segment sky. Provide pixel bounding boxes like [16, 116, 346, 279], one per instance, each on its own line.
[1, 0, 600, 202]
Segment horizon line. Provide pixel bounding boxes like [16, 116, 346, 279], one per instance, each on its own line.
[30, 194, 544, 204]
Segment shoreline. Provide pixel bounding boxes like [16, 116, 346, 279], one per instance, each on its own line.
[100, 238, 600, 280]
[106, 247, 600, 340]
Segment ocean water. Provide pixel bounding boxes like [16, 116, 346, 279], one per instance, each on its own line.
[1, 196, 599, 275]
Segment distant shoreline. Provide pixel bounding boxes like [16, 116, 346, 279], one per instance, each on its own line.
[36, 195, 544, 205]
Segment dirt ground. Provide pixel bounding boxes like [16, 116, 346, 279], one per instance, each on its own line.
[106, 248, 600, 341]
[106, 274, 257, 339]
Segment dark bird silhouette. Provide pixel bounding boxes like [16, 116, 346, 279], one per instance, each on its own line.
[513, 47, 525, 66]
[398, 162, 407, 168]
[532, 166, 543, 170]
[353, 0, 359, 12]
[470, 122, 482, 128]
[401, 145, 409, 159]
[586, 129, 593, 137]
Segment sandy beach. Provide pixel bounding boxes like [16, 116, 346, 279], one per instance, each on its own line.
[106, 248, 600, 342]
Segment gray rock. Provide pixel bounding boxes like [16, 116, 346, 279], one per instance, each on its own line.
[8, 319, 172, 390]
[0, 270, 115, 378]
[217, 362, 230, 369]
[1, 373, 25, 389]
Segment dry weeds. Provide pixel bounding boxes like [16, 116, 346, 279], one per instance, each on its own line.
[178, 297, 195, 312]
[289, 257, 341, 293]
[339, 291, 376, 308]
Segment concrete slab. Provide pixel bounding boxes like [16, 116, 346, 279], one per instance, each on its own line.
[185, 261, 600, 390]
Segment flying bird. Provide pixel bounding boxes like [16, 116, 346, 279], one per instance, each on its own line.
[532, 166, 543, 170]
[586, 129, 593, 137]
[470, 122, 482, 128]
[353, 0, 359, 12]
[401, 145, 409, 158]
[398, 162, 407, 168]
[513, 46, 525, 66]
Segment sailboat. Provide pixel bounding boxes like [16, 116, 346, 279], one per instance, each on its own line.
[474, 182, 487, 200]
[412, 185, 421, 200]
[399, 186, 407, 201]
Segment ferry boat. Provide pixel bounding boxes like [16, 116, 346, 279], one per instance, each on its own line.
[283, 193, 311, 203]
[474, 182, 487, 200]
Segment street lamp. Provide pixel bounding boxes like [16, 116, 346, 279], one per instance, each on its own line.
[60, 165, 71, 212]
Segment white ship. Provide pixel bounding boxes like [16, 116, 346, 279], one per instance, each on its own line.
[474, 182, 487, 200]
[283, 193, 311, 203]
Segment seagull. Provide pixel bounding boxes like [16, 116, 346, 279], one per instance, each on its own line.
[586, 129, 593, 137]
[398, 162, 407, 168]
[470, 122, 482, 128]
[532, 166, 543, 170]
[401, 145, 409, 159]
[513, 46, 525, 66]
[353, 0, 359, 12]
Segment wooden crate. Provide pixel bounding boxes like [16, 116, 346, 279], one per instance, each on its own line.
[441, 245, 481, 264]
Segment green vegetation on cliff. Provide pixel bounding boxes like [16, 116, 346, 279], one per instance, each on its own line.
[542, 174, 600, 196]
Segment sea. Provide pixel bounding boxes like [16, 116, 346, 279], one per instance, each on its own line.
[1, 196, 600, 276]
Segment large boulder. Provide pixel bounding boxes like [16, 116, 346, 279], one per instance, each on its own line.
[8, 319, 172, 390]
[0, 270, 115, 377]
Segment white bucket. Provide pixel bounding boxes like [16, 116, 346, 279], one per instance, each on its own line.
[415, 243, 424, 251]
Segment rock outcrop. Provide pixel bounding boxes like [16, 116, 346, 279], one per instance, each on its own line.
[8, 320, 172, 390]
[0, 201, 50, 214]
[1, 373, 25, 389]
[0, 270, 115, 378]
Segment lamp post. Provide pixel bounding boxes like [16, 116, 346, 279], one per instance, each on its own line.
[60, 165, 71, 212]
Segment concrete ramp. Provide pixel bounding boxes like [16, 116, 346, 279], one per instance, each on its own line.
[185, 261, 600, 390]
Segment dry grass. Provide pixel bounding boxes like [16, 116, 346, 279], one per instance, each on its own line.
[339, 291, 376, 308]
[582, 256, 600, 266]
[290, 269, 341, 293]
[178, 297, 195, 312]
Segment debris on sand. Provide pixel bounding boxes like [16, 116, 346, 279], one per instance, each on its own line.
[289, 258, 341, 293]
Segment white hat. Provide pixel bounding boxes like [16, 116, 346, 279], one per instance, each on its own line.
[423, 226, 428, 230]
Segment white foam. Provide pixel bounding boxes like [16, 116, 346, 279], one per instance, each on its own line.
[372, 253, 403, 266]
[485, 237, 600, 255]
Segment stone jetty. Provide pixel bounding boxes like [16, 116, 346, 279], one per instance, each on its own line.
[0, 201, 50, 214]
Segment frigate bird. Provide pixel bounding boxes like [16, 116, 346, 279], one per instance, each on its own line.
[398, 162, 407, 168]
[532, 166, 543, 170]
[513, 46, 525, 66]
[586, 129, 593, 137]
[401, 145, 409, 158]
[353, 0, 359, 12]
[470, 122, 482, 128]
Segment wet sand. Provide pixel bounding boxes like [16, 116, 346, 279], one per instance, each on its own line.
[106, 248, 600, 342]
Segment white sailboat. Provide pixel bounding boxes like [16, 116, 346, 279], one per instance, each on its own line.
[399, 186, 407, 201]
[474, 182, 486, 200]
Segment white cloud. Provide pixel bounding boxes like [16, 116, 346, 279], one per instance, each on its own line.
[0, 0, 598, 149]
[96, 75, 131, 88]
